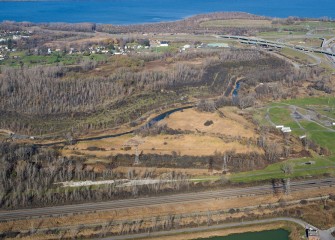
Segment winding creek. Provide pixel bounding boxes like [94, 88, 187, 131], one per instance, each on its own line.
[232, 81, 241, 97]
[37, 105, 194, 147]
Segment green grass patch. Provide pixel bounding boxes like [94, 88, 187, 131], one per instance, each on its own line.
[267, 98, 335, 152]
[0, 52, 109, 67]
[308, 131, 335, 153]
[268, 107, 291, 124]
[300, 121, 328, 132]
[295, 21, 335, 29]
[244, 97, 335, 183]
[257, 31, 307, 37]
[280, 48, 316, 65]
[267, 107, 300, 129]
[190, 175, 221, 183]
[229, 157, 335, 183]
[284, 97, 335, 106]
[280, 97, 335, 119]
[151, 46, 178, 53]
[285, 38, 323, 48]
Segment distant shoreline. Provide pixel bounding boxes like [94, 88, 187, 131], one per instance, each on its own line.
[0, 0, 334, 25]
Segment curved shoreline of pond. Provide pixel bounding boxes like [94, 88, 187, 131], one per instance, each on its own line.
[193, 229, 289, 240]
[99, 217, 327, 240]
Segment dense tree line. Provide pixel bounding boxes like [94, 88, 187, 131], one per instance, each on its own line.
[113, 151, 266, 172]
[0, 63, 201, 115]
[0, 48, 303, 134]
[0, 140, 277, 209]
[41, 22, 96, 32]
[0, 142, 190, 209]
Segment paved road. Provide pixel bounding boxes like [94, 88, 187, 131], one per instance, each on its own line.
[0, 178, 334, 222]
[221, 35, 335, 69]
[100, 217, 335, 240]
[322, 37, 335, 69]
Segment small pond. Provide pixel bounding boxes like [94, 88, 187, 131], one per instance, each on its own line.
[193, 229, 289, 240]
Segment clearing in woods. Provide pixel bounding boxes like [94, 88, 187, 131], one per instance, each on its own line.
[62, 107, 263, 158]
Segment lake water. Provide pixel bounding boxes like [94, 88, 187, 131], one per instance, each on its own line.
[194, 229, 289, 240]
[0, 0, 334, 24]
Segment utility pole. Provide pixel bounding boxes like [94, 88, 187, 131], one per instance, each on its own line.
[123, 137, 144, 166]
[134, 145, 140, 165]
[284, 178, 291, 195]
[222, 154, 228, 172]
[208, 157, 213, 173]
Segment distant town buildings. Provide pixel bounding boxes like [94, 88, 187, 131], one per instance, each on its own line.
[276, 125, 292, 133]
[0, 30, 210, 62]
[0, 30, 31, 61]
[207, 43, 229, 48]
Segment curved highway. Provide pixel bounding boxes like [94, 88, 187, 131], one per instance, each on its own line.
[221, 35, 335, 70]
[221, 35, 335, 56]
[0, 177, 334, 222]
[322, 37, 335, 68]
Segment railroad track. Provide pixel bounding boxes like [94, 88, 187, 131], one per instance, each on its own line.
[0, 178, 334, 221]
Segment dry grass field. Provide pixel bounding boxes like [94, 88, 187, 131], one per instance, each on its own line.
[61, 107, 262, 160]
[200, 19, 273, 28]
[62, 133, 262, 159]
[163, 108, 256, 138]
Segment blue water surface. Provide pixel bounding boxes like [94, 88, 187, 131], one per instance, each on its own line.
[194, 229, 289, 240]
[0, 0, 334, 24]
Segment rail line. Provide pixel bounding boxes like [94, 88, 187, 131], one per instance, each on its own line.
[0, 178, 334, 221]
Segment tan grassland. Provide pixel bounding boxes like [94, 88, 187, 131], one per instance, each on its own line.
[200, 19, 273, 28]
[61, 106, 262, 158]
[163, 108, 257, 138]
[62, 134, 261, 158]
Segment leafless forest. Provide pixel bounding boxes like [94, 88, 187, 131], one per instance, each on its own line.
[0, 49, 317, 134]
[0, 14, 329, 210]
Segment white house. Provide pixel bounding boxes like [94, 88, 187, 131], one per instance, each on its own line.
[281, 127, 292, 133]
[13, 35, 21, 40]
[160, 41, 169, 47]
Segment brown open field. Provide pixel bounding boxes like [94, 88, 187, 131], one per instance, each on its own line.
[63, 133, 262, 159]
[44, 35, 112, 49]
[61, 106, 262, 158]
[199, 19, 273, 28]
[285, 38, 323, 48]
[163, 108, 257, 138]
